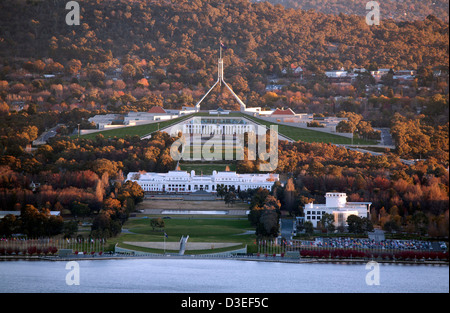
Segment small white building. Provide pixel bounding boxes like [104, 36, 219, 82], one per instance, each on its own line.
[124, 111, 176, 125]
[370, 68, 392, 81]
[244, 107, 274, 116]
[304, 192, 372, 228]
[325, 69, 348, 78]
[88, 114, 121, 129]
[126, 170, 279, 193]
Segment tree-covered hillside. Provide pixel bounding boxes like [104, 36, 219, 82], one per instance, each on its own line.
[0, 0, 448, 72]
[253, 0, 449, 22]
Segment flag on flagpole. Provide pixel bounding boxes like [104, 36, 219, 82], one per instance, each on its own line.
[220, 42, 227, 50]
[164, 233, 168, 238]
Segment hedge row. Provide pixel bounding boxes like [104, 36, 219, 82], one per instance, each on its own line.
[0, 246, 58, 256]
[299, 249, 449, 261]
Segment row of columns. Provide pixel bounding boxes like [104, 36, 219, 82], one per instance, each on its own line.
[183, 124, 254, 135]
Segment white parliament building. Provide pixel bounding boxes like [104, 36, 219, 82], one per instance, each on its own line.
[182, 117, 255, 135]
[126, 170, 279, 193]
[304, 192, 372, 228]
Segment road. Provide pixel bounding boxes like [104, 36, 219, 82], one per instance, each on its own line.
[280, 218, 294, 242]
[33, 125, 61, 144]
[344, 146, 418, 166]
[375, 127, 395, 146]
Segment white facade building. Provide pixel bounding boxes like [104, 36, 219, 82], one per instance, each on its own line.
[88, 114, 121, 129]
[182, 117, 255, 135]
[123, 112, 177, 125]
[126, 170, 279, 193]
[325, 70, 348, 78]
[304, 192, 372, 228]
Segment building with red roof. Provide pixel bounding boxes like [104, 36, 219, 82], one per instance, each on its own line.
[148, 106, 167, 114]
[270, 108, 296, 117]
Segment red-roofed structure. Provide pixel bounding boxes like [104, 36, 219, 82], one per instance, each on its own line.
[148, 106, 167, 114]
[271, 108, 296, 116]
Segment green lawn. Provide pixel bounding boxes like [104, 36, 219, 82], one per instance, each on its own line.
[111, 216, 256, 254]
[242, 114, 377, 145]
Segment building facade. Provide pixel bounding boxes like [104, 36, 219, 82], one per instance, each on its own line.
[126, 170, 279, 193]
[182, 117, 255, 135]
[304, 192, 372, 228]
[325, 70, 348, 78]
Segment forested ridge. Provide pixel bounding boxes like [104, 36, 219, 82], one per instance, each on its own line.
[1, 0, 448, 70]
[255, 0, 449, 22]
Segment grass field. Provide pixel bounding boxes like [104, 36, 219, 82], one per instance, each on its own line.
[111, 216, 256, 254]
[78, 112, 377, 145]
[137, 199, 248, 211]
[242, 114, 377, 145]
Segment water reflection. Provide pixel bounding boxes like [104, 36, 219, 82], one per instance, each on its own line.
[0, 259, 448, 293]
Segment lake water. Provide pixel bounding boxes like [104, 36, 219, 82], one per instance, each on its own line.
[0, 259, 448, 293]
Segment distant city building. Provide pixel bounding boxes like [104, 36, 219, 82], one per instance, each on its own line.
[126, 170, 279, 193]
[281, 66, 303, 76]
[325, 68, 348, 78]
[393, 69, 416, 81]
[304, 192, 372, 228]
[395, 70, 416, 76]
[124, 110, 178, 125]
[369, 68, 417, 83]
[88, 114, 122, 129]
[265, 84, 285, 91]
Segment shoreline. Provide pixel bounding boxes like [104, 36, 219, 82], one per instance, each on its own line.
[1, 255, 448, 266]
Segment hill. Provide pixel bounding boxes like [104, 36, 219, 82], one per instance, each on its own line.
[253, 0, 449, 22]
[0, 0, 448, 72]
